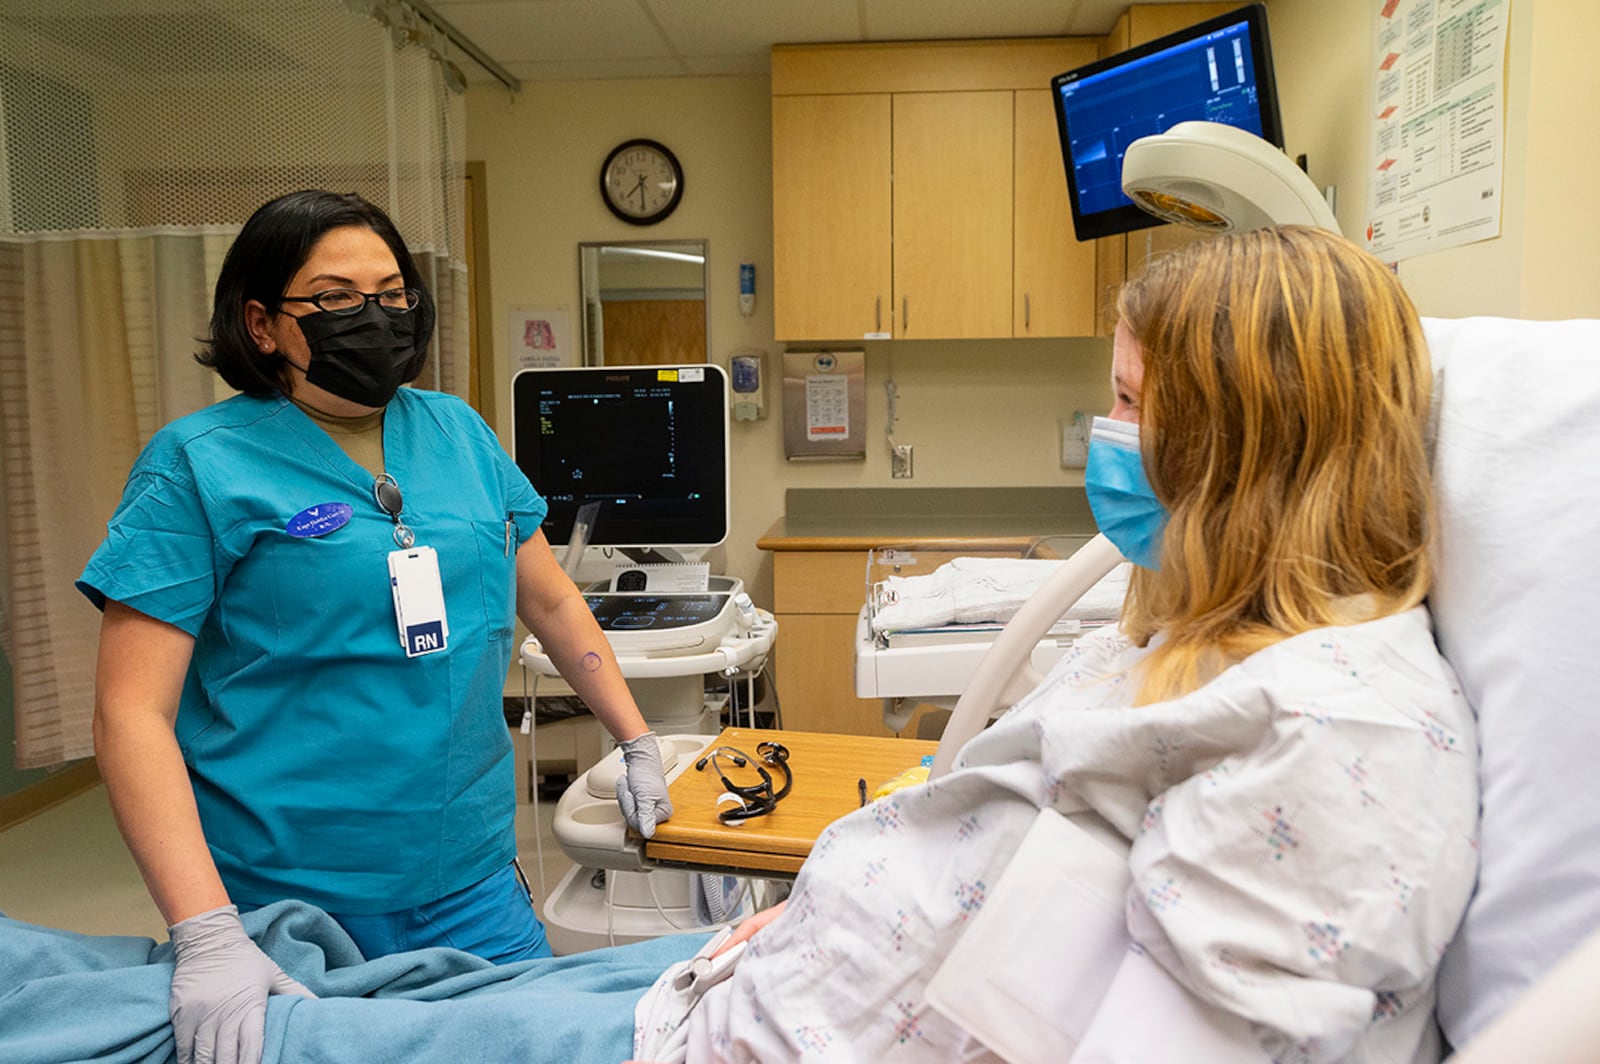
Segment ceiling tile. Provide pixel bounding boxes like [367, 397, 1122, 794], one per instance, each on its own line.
[864, 0, 1095, 41]
[431, 0, 1198, 83]
[643, 0, 864, 56]
[427, 0, 670, 63]
[680, 54, 773, 77]
[498, 56, 691, 82]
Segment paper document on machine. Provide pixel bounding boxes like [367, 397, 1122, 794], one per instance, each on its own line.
[610, 561, 711, 593]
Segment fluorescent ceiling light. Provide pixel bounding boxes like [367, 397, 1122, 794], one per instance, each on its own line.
[599, 246, 705, 265]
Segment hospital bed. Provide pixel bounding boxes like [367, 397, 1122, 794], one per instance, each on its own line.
[564, 313, 1600, 1059]
[914, 314, 1600, 1058]
[2, 315, 1598, 1061]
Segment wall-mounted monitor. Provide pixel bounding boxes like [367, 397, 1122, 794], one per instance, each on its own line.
[1052, 3, 1283, 241]
[512, 364, 729, 554]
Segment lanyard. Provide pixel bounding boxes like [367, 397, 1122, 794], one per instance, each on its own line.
[372, 474, 415, 548]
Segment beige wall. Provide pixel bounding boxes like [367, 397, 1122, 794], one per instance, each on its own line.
[466, 76, 1111, 608]
[1271, 0, 1599, 320]
[1515, 1, 1600, 318]
[468, 0, 1597, 608]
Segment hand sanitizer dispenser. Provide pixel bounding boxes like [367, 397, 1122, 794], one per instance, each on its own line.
[738, 262, 756, 317]
[730, 349, 765, 421]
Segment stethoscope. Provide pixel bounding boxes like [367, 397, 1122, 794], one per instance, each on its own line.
[695, 741, 792, 823]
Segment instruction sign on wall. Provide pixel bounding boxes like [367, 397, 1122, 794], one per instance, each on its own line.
[1366, 0, 1508, 262]
[782, 349, 865, 460]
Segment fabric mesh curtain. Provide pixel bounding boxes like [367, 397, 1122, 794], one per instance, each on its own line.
[0, 0, 468, 768]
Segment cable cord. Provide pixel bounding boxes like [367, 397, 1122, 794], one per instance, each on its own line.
[523, 668, 548, 906]
[605, 870, 616, 948]
[648, 872, 763, 933]
[644, 871, 705, 932]
[762, 660, 783, 729]
[725, 668, 761, 729]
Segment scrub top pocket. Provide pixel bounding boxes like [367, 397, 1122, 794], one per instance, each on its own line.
[472, 518, 519, 639]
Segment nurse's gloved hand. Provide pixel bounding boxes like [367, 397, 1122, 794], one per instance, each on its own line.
[168, 904, 316, 1064]
[616, 731, 674, 838]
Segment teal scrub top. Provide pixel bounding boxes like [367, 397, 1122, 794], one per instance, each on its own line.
[78, 388, 548, 914]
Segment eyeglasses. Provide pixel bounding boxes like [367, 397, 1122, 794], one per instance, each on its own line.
[695, 742, 792, 823]
[280, 286, 421, 316]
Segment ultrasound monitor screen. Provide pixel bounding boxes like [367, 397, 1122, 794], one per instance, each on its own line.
[512, 364, 729, 550]
[1052, 3, 1282, 240]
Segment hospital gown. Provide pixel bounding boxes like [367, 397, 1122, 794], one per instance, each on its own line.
[685, 606, 1478, 1063]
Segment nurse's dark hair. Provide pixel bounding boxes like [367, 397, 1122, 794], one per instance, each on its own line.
[196, 189, 435, 396]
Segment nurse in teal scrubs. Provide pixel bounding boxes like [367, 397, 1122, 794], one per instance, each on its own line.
[77, 190, 674, 1064]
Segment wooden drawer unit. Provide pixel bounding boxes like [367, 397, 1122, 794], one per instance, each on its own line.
[770, 550, 883, 736]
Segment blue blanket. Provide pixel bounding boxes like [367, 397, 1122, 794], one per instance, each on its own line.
[0, 901, 704, 1063]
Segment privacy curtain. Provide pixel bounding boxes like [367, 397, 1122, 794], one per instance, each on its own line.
[0, 0, 469, 767]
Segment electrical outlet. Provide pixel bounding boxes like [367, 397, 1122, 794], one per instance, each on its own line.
[891, 443, 914, 479]
[1059, 413, 1089, 469]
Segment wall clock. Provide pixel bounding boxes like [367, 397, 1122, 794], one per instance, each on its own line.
[599, 139, 684, 225]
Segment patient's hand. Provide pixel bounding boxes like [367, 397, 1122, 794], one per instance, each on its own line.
[716, 899, 787, 957]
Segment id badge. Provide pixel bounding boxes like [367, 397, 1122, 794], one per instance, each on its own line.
[388, 546, 449, 657]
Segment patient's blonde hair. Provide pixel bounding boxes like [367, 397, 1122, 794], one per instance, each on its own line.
[1115, 225, 1433, 703]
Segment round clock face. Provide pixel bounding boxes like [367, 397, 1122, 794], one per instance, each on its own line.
[600, 139, 684, 225]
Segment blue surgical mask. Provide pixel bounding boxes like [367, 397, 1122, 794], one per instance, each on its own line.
[1084, 416, 1169, 570]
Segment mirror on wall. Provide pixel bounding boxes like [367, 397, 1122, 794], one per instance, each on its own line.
[578, 240, 708, 365]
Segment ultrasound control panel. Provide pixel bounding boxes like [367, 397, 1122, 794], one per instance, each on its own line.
[583, 592, 734, 654]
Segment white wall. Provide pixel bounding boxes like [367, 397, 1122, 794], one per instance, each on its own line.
[466, 76, 1111, 608]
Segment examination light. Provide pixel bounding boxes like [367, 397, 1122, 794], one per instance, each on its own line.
[1120, 120, 1338, 233]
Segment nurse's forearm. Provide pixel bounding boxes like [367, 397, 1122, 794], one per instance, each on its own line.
[96, 713, 231, 926]
[514, 531, 650, 742]
[532, 596, 651, 742]
[93, 602, 230, 927]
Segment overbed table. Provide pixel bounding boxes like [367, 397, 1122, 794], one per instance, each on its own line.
[641, 727, 938, 877]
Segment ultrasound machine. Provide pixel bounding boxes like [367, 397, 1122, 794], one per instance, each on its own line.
[513, 362, 776, 734]
[512, 363, 779, 952]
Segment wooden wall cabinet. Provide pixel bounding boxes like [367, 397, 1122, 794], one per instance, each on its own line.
[771, 93, 893, 341]
[1015, 88, 1094, 337]
[892, 90, 1014, 340]
[1091, 1, 1246, 336]
[771, 39, 1098, 343]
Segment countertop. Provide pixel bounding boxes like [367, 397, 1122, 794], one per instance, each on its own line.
[757, 487, 1098, 551]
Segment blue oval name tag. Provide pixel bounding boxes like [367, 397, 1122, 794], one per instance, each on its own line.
[285, 502, 353, 539]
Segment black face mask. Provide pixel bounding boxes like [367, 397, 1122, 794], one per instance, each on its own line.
[295, 302, 420, 407]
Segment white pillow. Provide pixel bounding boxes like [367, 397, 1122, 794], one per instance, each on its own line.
[1426, 317, 1600, 1047]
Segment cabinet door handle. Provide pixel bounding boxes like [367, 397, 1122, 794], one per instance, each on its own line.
[1025, 293, 1031, 330]
[902, 296, 909, 333]
[875, 296, 882, 333]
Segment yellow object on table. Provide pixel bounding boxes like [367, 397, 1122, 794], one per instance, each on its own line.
[871, 757, 934, 800]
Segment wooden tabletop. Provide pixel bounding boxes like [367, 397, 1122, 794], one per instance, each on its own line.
[643, 727, 938, 876]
